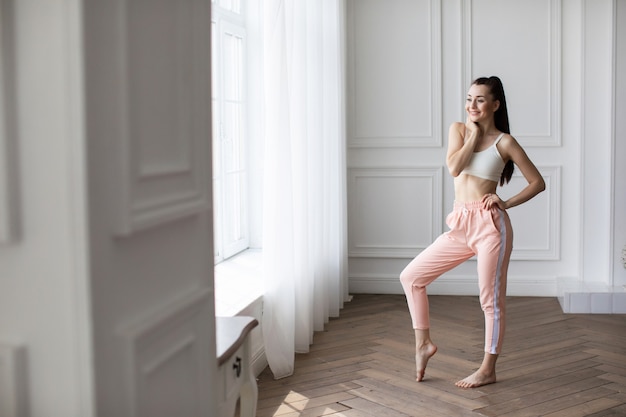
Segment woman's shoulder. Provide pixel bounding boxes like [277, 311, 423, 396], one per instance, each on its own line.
[448, 121, 465, 137]
[498, 133, 520, 148]
[497, 133, 526, 158]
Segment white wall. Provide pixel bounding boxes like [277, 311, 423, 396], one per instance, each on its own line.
[0, 1, 93, 415]
[346, 0, 625, 312]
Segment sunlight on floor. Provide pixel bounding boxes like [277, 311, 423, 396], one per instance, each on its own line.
[259, 390, 358, 417]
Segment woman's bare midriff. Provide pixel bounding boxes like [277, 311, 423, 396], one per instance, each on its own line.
[454, 174, 498, 203]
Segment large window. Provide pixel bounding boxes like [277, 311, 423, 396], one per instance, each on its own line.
[211, 0, 248, 263]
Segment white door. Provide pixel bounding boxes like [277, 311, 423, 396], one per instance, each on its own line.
[83, 1, 217, 416]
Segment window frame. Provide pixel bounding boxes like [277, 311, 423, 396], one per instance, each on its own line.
[211, 1, 250, 264]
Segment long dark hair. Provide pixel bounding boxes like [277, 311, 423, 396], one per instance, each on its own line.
[472, 76, 514, 186]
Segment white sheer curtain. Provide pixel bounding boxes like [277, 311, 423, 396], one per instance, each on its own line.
[261, 0, 348, 379]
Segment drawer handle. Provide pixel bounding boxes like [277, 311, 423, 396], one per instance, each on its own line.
[233, 356, 242, 377]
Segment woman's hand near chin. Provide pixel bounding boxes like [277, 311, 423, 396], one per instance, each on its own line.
[464, 116, 482, 139]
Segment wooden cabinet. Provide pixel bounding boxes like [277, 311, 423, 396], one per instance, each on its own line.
[216, 316, 259, 417]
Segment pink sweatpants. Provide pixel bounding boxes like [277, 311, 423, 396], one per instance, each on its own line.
[399, 201, 513, 354]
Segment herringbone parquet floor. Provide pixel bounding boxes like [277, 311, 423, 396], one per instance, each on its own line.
[256, 294, 626, 417]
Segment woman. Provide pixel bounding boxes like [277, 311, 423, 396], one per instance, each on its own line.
[399, 76, 545, 388]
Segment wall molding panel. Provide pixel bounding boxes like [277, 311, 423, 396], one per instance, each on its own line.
[345, 2, 623, 305]
[114, 0, 210, 236]
[0, 342, 28, 417]
[0, 0, 18, 244]
[463, 0, 562, 147]
[348, 167, 443, 258]
[502, 166, 561, 260]
[119, 288, 213, 417]
[347, 0, 442, 148]
[580, 0, 615, 285]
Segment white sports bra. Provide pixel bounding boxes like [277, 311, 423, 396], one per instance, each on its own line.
[461, 133, 506, 183]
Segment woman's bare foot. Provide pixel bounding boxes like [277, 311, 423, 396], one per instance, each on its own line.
[455, 369, 496, 388]
[415, 342, 438, 382]
[455, 352, 498, 388]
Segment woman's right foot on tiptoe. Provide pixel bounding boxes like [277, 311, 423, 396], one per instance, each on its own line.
[415, 342, 438, 382]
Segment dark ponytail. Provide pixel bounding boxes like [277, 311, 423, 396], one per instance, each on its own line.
[472, 76, 514, 186]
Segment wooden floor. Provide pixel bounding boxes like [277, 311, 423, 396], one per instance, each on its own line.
[255, 294, 626, 417]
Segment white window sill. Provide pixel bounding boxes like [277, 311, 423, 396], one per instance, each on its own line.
[214, 249, 264, 317]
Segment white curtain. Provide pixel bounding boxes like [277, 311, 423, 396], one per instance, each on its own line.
[261, 0, 348, 379]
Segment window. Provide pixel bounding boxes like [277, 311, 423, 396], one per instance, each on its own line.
[212, 0, 249, 263]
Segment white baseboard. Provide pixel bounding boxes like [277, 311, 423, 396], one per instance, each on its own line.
[251, 348, 268, 378]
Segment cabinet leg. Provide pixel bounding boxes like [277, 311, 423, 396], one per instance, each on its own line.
[239, 378, 258, 417]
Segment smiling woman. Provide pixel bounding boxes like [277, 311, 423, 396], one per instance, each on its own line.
[400, 76, 545, 389]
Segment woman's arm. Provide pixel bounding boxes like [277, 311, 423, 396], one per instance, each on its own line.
[499, 135, 545, 210]
[446, 121, 481, 177]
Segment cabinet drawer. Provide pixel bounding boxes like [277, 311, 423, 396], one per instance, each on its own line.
[221, 344, 245, 402]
